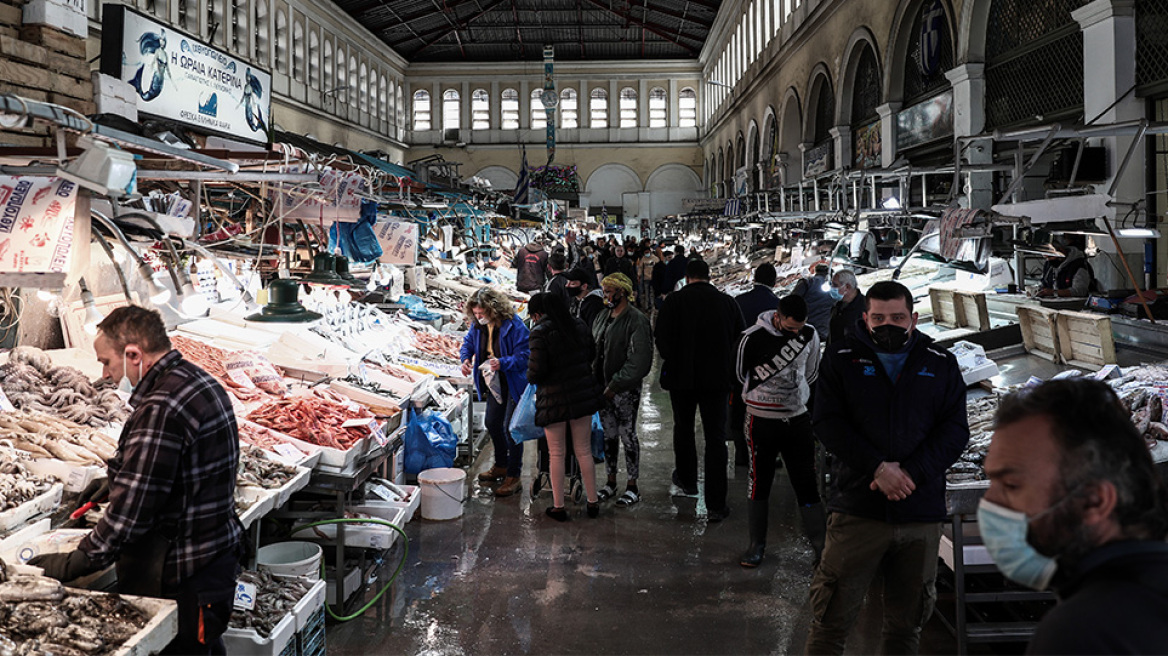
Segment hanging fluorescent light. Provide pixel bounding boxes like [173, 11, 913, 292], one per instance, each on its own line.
[1116, 227, 1161, 238]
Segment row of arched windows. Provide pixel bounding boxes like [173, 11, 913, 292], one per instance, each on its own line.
[707, 0, 804, 122]
[412, 87, 697, 132]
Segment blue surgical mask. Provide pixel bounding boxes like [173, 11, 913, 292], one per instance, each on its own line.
[829, 287, 844, 301]
[977, 497, 1067, 590]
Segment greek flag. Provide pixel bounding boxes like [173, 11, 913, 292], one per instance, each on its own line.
[724, 198, 741, 216]
[514, 148, 530, 206]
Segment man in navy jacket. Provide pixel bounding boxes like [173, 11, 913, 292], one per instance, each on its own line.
[805, 281, 969, 655]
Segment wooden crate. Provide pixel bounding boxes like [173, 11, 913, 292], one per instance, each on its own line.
[955, 290, 991, 331]
[929, 287, 963, 328]
[1056, 310, 1116, 370]
[1017, 305, 1061, 362]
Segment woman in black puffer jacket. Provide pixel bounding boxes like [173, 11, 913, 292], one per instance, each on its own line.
[527, 292, 604, 521]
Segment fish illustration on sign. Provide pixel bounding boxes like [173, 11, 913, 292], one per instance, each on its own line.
[237, 68, 267, 134]
[129, 30, 171, 101]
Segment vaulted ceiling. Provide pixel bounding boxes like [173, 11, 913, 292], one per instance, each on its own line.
[331, 0, 724, 63]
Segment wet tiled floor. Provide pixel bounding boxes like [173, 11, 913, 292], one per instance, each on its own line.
[326, 361, 968, 655]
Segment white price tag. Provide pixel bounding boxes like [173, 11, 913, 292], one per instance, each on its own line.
[369, 420, 388, 447]
[273, 443, 305, 461]
[65, 469, 87, 492]
[357, 361, 370, 383]
[342, 418, 372, 428]
[233, 581, 257, 611]
[0, 388, 15, 412]
[369, 532, 384, 549]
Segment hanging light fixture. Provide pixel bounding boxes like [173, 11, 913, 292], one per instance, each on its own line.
[246, 278, 322, 323]
[79, 279, 104, 336]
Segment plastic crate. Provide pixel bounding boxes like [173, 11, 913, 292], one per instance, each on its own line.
[278, 636, 297, 656]
[295, 607, 326, 656]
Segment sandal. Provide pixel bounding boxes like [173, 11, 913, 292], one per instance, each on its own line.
[597, 483, 617, 501]
[616, 489, 641, 507]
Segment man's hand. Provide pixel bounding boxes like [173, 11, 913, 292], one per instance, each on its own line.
[460, 360, 473, 377]
[870, 461, 916, 501]
[76, 477, 110, 507]
[27, 550, 96, 582]
[488, 357, 501, 372]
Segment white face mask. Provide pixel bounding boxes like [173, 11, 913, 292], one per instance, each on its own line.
[119, 351, 143, 396]
[477, 316, 489, 325]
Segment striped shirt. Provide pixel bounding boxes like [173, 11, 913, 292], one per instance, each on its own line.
[80, 350, 242, 587]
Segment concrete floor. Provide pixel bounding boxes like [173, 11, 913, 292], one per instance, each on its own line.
[327, 363, 973, 655]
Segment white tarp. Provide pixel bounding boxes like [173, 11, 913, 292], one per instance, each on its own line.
[991, 194, 1116, 224]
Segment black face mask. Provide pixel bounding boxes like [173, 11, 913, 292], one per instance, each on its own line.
[567, 286, 583, 297]
[871, 324, 910, 352]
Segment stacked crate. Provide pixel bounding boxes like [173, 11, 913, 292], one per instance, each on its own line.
[295, 606, 326, 656]
[0, 0, 92, 146]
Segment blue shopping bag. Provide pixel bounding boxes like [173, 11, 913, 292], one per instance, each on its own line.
[591, 413, 605, 461]
[508, 384, 543, 444]
[403, 406, 458, 475]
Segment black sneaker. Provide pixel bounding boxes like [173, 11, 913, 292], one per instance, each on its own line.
[670, 470, 699, 498]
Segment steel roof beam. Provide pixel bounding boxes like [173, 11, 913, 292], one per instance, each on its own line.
[581, 0, 701, 52]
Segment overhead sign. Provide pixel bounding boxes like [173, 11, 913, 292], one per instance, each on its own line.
[0, 176, 80, 280]
[374, 221, 419, 265]
[100, 4, 271, 145]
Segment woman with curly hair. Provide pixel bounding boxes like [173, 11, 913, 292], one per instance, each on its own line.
[459, 287, 530, 497]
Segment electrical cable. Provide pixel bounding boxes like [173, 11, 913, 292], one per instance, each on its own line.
[287, 518, 409, 622]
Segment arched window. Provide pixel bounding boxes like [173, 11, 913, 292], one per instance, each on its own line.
[388, 80, 396, 124]
[560, 88, 578, 128]
[230, 0, 245, 54]
[370, 72, 379, 121]
[292, 20, 304, 81]
[590, 88, 608, 128]
[323, 40, 333, 94]
[252, 0, 268, 65]
[396, 86, 404, 127]
[679, 87, 697, 128]
[348, 56, 357, 101]
[648, 87, 667, 128]
[443, 89, 460, 131]
[380, 76, 388, 123]
[207, 0, 223, 46]
[413, 90, 431, 131]
[471, 89, 489, 130]
[308, 30, 319, 87]
[619, 87, 638, 128]
[812, 78, 834, 146]
[530, 89, 547, 130]
[274, 10, 286, 73]
[851, 45, 882, 170]
[178, 0, 197, 34]
[902, 0, 954, 105]
[985, 0, 1083, 128]
[501, 88, 519, 129]
[335, 46, 346, 106]
[359, 64, 368, 113]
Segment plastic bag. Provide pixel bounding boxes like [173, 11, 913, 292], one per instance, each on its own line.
[479, 361, 503, 404]
[591, 413, 605, 461]
[508, 385, 543, 444]
[403, 406, 457, 475]
[328, 199, 384, 264]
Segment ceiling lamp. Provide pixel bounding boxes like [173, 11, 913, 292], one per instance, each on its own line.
[245, 279, 322, 323]
[299, 253, 349, 287]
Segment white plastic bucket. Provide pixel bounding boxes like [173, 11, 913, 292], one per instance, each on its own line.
[257, 541, 322, 581]
[418, 467, 467, 520]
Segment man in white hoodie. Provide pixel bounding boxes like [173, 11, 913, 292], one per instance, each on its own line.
[735, 294, 826, 568]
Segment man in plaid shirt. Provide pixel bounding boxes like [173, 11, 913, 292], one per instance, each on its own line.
[31, 306, 243, 655]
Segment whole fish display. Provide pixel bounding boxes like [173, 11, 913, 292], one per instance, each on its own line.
[0, 346, 128, 428]
[0, 412, 118, 467]
[0, 559, 149, 655]
[237, 445, 299, 490]
[228, 569, 310, 637]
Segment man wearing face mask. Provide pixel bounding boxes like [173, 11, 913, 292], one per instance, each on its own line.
[980, 379, 1168, 654]
[565, 268, 605, 328]
[29, 306, 243, 655]
[805, 281, 969, 655]
[828, 269, 865, 346]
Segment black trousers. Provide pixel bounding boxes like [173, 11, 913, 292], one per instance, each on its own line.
[160, 549, 240, 655]
[745, 412, 820, 505]
[669, 389, 729, 511]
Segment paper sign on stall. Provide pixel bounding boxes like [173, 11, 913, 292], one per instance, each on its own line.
[0, 177, 80, 286]
[374, 221, 418, 265]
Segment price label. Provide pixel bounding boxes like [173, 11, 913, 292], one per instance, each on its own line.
[357, 361, 370, 383]
[342, 418, 372, 428]
[66, 469, 88, 492]
[369, 420, 388, 447]
[0, 388, 15, 412]
[273, 443, 305, 461]
[233, 581, 257, 611]
[369, 532, 385, 549]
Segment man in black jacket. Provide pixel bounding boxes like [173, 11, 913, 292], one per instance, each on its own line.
[566, 268, 605, 329]
[654, 259, 746, 521]
[544, 251, 570, 300]
[511, 241, 548, 293]
[603, 244, 638, 286]
[828, 269, 865, 345]
[805, 281, 969, 655]
[979, 379, 1168, 654]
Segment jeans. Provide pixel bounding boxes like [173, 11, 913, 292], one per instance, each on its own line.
[745, 412, 820, 505]
[804, 513, 942, 655]
[485, 390, 524, 477]
[668, 389, 729, 511]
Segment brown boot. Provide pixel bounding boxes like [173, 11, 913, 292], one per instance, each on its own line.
[495, 477, 521, 497]
[477, 466, 507, 482]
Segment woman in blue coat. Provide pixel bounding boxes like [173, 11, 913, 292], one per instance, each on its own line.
[459, 287, 530, 497]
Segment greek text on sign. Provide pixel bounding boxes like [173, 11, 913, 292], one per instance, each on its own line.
[374, 221, 419, 266]
[0, 177, 78, 274]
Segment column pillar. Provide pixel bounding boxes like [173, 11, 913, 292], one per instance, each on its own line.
[829, 125, 852, 173]
[876, 102, 902, 170]
[945, 64, 992, 209]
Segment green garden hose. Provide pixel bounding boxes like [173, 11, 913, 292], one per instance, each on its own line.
[288, 517, 410, 622]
